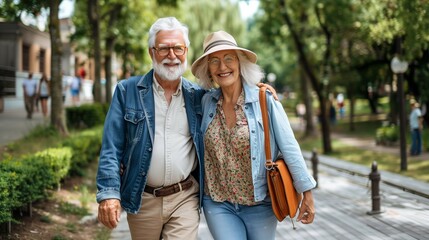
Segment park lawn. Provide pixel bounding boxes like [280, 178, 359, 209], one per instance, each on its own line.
[297, 119, 429, 183]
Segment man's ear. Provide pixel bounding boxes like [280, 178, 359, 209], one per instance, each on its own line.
[148, 48, 154, 60]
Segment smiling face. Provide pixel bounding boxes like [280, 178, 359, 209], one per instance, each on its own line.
[150, 30, 188, 81]
[208, 50, 240, 88]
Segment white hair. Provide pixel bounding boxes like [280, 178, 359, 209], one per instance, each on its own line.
[148, 17, 190, 48]
[194, 50, 265, 89]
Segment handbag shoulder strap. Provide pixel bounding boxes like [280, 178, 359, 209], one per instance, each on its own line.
[259, 87, 274, 168]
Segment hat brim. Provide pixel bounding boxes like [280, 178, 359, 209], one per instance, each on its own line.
[191, 45, 257, 75]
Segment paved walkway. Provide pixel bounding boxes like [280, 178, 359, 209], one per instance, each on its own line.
[0, 97, 46, 147]
[2, 97, 428, 239]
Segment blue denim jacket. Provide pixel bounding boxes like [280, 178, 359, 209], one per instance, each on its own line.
[201, 83, 316, 202]
[96, 70, 206, 214]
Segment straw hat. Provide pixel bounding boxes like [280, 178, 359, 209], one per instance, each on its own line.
[191, 31, 257, 75]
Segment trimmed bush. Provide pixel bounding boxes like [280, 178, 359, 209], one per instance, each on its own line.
[376, 124, 399, 145]
[62, 127, 102, 176]
[0, 171, 19, 223]
[0, 147, 72, 224]
[66, 103, 108, 129]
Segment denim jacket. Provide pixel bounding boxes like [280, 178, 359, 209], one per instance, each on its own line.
[201, 83, 316, 202]
[96, 70, 206, 214]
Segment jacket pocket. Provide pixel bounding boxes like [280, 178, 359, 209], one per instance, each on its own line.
[123, 108, 146, 144]
[124, 109, 145, 124]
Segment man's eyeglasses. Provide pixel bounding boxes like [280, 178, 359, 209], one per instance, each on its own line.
[152, 44, 186, 57]
[208, 54, 237, 68]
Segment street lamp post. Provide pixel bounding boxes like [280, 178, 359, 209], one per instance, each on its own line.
[267, 73, 276, 85]
[390, 56, 409, 171]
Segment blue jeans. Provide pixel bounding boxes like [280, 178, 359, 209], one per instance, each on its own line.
[203, 195, 277, 240]
[410, 128, 422, 155]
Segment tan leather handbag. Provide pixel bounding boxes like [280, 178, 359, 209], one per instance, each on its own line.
[259, 86, 302, 222]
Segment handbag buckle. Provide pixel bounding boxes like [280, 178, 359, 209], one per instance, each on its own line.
[265, 161, 277, 171]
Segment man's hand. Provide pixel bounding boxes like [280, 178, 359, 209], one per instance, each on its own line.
[256, 83, 279, 100]
[296, 191, 315, 224]
[98, 199, 122, 229]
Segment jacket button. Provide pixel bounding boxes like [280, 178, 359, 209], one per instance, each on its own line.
[251, 130, 255, 133]
[209, 113, 213, 118]
[252, 157, 256, 160]
[148, 148, 152, 151]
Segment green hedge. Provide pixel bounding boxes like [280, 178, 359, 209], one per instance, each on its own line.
[375, 124, 399, 145]
[0, 104, 105, 225]
[66, 103, 108, 129]
[0, 147, 72, 223]
[0, 171, 19, 223]
[62, 127, 103, 176]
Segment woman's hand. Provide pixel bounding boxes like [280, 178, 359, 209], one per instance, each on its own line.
[297, 190, 315, 224]
[256, 83, 279, 100]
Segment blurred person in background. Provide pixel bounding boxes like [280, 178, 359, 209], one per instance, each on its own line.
[410, 99, 423, 156]
[37, 73, 50, 117]
[22, 72, 37, 119]
[70, 74, 81, 106]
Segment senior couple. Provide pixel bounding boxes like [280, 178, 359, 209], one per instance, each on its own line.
[96, 17, 316, 240]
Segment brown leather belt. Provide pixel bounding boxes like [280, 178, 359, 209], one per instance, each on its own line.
[144, 177, 193, 197]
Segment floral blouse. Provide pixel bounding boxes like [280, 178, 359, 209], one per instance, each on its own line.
[204, 90, 256, 205]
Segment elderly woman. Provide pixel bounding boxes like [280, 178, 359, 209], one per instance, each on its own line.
[191, 31, 317, 240]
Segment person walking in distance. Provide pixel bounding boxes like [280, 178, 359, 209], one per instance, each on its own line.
[37, 73, 50, 117]
[410, 99, 424, 156]
[22, 72, 37, 119]
[70, 74, 81, 105]
[96, 17, 205, 240]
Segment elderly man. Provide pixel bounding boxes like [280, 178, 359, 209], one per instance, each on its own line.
[96, 17, 205, 239]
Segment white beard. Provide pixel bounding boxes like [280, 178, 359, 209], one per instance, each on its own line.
[153, 57, 187, 81]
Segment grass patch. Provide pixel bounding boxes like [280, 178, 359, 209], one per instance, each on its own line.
[40, 215, 52, 223]
[59, 201, 89, 217]
[1, 125, 62, 160]
[65, 222, 78, 233]
[95, 228, 111, 240]
[298, 124, 429, 183]
[51, 235, 68, 240]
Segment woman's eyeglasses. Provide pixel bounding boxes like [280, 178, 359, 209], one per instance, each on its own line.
[208, 54, 237, 68]
[152, 44, 186, 57]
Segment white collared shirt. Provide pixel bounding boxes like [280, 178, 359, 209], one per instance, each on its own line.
[146, 75, 197, 187]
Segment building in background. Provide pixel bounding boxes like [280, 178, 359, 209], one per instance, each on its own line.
[0, 22, 51, 97]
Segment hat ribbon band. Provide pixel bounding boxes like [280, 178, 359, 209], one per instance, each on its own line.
[204, 40, 237, 53]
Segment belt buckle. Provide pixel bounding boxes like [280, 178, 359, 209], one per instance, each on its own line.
[153, 186, 164, 197]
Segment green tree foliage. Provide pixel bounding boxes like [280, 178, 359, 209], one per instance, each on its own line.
[181, 0, 246, 71]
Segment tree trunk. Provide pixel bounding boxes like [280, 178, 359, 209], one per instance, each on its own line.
[88, 0, 102, 103]
[301, 68, 316, 136]
[279, 0, 332, 153]
[104, 5, 122, 104]
[347, 88, 355, 131]
[49, 0, 68, 136]
[105, 38, 114, 104]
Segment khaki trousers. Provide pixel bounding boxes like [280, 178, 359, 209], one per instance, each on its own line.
[127, 176, 200, 240]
